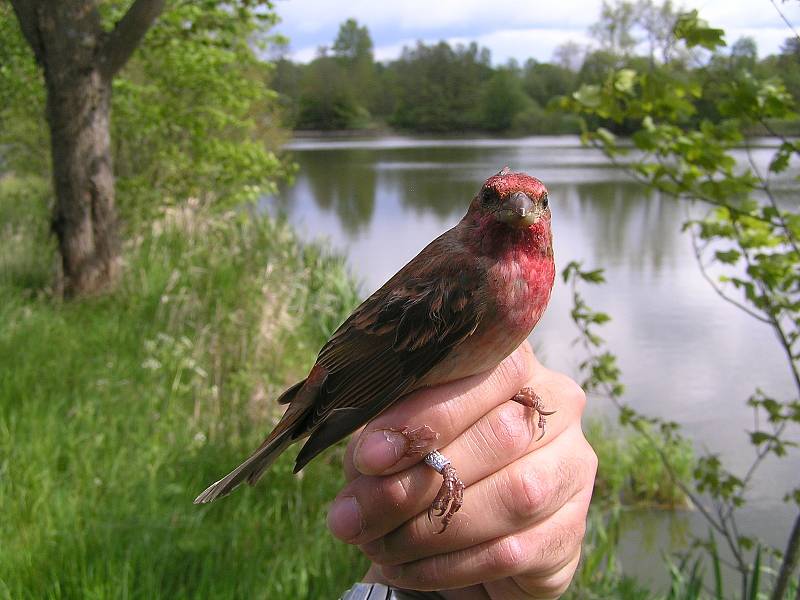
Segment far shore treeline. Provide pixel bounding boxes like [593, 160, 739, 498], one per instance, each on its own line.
[272, 10, 800, 136]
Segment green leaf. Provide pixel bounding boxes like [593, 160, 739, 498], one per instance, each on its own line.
[675, 10, 726, 50]
[614, 69, 637, 94]
[581, 268, 607, 284]
[573, 84, 602, 109]
[750, 431, 771, 445]
[769, 142, 797, 174]
[714, 249, 740, 264]
[596, 127, 617, 148]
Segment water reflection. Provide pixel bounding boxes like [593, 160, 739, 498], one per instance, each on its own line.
[557, 182, 683, 273]
[275, 144, 685, 276]
[275, 149, 377, 234]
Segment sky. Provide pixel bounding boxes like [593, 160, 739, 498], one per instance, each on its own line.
[271, 0, 800, 65]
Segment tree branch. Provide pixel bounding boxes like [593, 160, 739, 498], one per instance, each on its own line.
[8, 0, 45, 64]
[769, 0, 800, 43]
[99, 0, 165, 79]
[688, 226, 772, 325]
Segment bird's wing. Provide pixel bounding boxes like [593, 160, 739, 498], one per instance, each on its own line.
[291, 233, 489, 471]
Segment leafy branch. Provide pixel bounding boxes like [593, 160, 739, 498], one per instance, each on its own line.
[561, 10, 800, 599]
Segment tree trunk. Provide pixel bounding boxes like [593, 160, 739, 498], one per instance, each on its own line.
[9, 0, 165, 298]
[46, 68, 120, 297]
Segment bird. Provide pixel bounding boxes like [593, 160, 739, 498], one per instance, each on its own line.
[194, 167, 556, 532]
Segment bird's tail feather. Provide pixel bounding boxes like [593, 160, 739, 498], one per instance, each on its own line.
[194, 378, 311, 504]
[193, 433, 292, 504]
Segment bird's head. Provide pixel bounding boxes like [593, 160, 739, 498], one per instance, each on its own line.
[469, 167, 550, 230]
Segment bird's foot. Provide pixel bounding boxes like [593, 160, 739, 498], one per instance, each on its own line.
[424, 450, 464, 534]
[511, 387, 556, 441]
[393, 425, 439, 457]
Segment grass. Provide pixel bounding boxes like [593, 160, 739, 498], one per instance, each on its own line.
[0, 176, 367, 599]
[0, 174, 705, 599]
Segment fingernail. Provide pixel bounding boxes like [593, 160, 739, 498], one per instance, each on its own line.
[381, 564, 404, 580]
[354, 429, 408, 474]
[327, 496, 363, 542]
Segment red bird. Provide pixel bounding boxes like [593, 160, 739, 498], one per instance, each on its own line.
[195, 167, 556, 531]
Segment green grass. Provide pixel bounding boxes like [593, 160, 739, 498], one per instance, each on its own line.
[0, 177, 367, 598]
[0, 175, 711, 599]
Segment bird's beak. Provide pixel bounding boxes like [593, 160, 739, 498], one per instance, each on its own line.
[496, 191, 537, 228]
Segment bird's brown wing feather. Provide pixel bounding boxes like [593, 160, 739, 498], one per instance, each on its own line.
[195, 230, 492, 502]
[290, 234, 489, 471]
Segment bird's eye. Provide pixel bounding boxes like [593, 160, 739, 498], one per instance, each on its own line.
[481, 188, 498, 205]
[542, 194, 549, 209]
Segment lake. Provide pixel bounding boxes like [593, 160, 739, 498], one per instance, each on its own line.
[265, 135, 798, 588]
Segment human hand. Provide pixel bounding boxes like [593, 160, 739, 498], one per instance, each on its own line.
[327, 341, 597, 599]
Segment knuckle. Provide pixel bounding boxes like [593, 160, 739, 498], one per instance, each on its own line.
[558, 373, 586, 413]
[521, 551, 581, 598]
[568, 520, 585, 552]
[503, 453, 592, 527]
[554, 455, 582, 506]
[543, 371, 586, 413]
[540, 521, 576, 564]
[584, 439, 599, 478]
[486, 403, 534, 457]
[504, 464, 547, 523]
[568, 435, 599, 495]
[565, 378, 587, 412]
[524, 573, 575, 599]
[489, 535, 527, 573]
[573, 517, 587, 543]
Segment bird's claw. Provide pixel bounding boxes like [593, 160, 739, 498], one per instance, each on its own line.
[426, 464, 464, 534]
[511, 387, 556, 441]
[395, 425, 439, 456]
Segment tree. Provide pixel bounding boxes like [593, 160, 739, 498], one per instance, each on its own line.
[635, 0, 681, 63]
[777, 37, 800, 104]
[479, 68, 532, 131]
[4, 1, 288, 292]
[8, 0, 165, 297]
[296, 53, 366, 130]
[577, 49, 620, 86]
[590, 0, 639, 58]
[522, 59, 577, 107]
[332, 18, 373, 64]
[390, 41, 492, 132]
[590, 0, 683, 65]
[730, 36, 758, 71]
[552, 40, 585, 72]
[564, 11, 800, 598]
[331, 18, 377, 121]
[108, 2, 289, 220]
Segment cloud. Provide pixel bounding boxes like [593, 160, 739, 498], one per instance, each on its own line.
[291, 29, 593, 65]
[450, 28, 594, 64]
[725, 27, 796, 55]
[274, 0, 600, 35]
[275, 0, 800, 64]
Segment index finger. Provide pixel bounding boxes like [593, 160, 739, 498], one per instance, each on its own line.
[349, 342, 537, 477]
